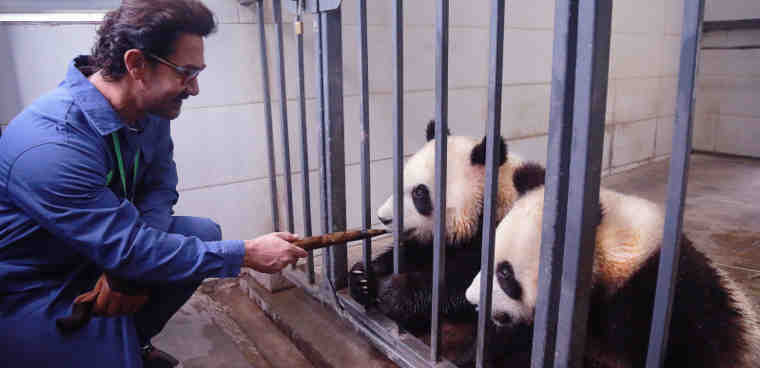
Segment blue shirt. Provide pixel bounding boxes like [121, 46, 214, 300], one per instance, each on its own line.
[0, 57, 245, 367]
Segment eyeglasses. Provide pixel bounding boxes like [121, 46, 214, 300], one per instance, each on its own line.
[144, 52, 204, 84]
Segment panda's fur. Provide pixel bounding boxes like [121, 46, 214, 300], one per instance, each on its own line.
[465, 186, 760, 367]
[348, 121, 546, 336]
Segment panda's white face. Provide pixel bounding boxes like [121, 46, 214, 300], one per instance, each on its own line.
[376, 136, 491, 246]
[465, 188, 545, 327]
[466, 187, 666, 327]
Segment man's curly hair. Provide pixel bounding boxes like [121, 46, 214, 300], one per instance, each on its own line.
[92, 0, 216, 80]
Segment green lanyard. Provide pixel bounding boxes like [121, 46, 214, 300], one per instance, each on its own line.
[106, 132, 140, 201]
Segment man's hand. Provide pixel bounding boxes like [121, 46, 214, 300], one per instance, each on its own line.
[243, 232, 308, 273]
[73, 274, 149, 317]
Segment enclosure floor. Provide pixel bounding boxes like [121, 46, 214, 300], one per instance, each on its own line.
[152, 153, 759, 367]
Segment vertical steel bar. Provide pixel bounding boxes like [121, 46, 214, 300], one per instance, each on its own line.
[320, 4, 348, 290]
[531, 0, 579, 367]
[430, 0, 449, 361]
[357, 0, 373, 272]
[294, 4, 315, 283]
[272, 0, 295, 234]
[553, 1, 612, 367]
[645, 1, 705, 367]
[475, 0, 506, 366]
[314, 0, 330, 287]
[392, 0, 405, 275]
[256, 0, 280, 232]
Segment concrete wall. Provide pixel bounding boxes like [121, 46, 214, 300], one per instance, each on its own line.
[694, 29, 760, 158]
[705, 0, 760, 21]
[0, 0, 686, 241]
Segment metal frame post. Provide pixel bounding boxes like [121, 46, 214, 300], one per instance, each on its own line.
[255, 0, 280, 232]
[553, 1, 612, 366]
[272, 0, 296, 233]
[645, 1, 706, 366]
[430, 0, 449, 361]
[317, 4, 348, 290]
[531, 0, 579, 366]
[392, 0, 405, 275]
[475, 0, 507, 367]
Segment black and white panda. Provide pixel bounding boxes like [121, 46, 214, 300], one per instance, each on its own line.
[465, 186, 760, 367]
[349, 120, 546, 336]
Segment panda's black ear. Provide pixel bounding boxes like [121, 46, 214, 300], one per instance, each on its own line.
[471, 135, 507, 166]
[512, 162, 545, 195]
[426, 119, 450, 141]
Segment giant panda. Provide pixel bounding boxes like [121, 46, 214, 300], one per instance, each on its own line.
[348, 120, 546, 336]
[465, 185, 760, 367]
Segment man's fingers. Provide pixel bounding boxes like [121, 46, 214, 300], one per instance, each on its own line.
[290, 244, 308, 258]
[272, 232, 300, 242]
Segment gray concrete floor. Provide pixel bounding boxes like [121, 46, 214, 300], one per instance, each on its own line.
[153, 153, 760, 367]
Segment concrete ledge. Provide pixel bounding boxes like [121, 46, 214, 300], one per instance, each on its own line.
[211, 274, 398, 368]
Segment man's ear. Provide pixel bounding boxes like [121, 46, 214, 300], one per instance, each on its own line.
[123, 49, 147, 81]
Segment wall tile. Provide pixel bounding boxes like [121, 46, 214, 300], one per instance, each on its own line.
[174, 179, 275, 240]
[692, 113, 718, 151]
[2, 24, 97, 109]
[508, 135, 548, 166]
[502, 29, 554, 84]
[612, 0, 665, 35]
[450, 28, 489, 89]
[658, 77, 678, 117]
[614, 78, 661, 123]
[610, 34, 664, 79]
[665, 0, 684, 35]
[655, 116, 675, 156]
[701, 49, 760, 77]
[662, 35, 681, 77]
[705, 0, 760, 21]
[715, 116, 760, 157]
[173, 104, 274, 190]
[717, 77, 760, 117]
[507, 0, 555, 30]
[202, 0, 240, 24]
[184, 23, 265, 108]
[500, 84, 551, 138]
[611, 119, 657, 167]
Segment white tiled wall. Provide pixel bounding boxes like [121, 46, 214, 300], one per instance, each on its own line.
[0, 0, 695, 240]
[694, 29, 760, 158]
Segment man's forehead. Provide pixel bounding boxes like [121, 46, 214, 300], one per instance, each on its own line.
[168, 33, 205, 67]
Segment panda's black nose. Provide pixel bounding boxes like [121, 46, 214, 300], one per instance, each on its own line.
[378, 216, 392, 226]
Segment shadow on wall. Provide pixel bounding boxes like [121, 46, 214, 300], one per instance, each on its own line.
[0, 26, 22, 126]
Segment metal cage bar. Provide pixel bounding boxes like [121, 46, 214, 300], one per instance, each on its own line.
[357, 0, 373, 282]
[553, 1, 612, 366]
[430, 0, 449, 361]
[255, 0, 280, 232]
[319, 4, 348, 290]
[475, 0, 507, 367]
[392, 0, 405, 275]
[293, 1, 316, 283]
[272, 0, 296, 234]
[531, 0, 579, 366]
[645, 1, 706, 366]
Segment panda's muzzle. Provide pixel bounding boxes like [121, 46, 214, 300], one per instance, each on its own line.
[378, 216, 392, 226]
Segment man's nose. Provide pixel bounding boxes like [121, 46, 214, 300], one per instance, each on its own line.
[186, 77, 200, 96]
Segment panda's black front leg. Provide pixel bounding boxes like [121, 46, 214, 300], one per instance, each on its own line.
[376, 271, 434, 330]
[349, 249, 395, 307]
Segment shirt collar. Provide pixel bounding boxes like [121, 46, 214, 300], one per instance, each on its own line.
[63, 55, 128, 137]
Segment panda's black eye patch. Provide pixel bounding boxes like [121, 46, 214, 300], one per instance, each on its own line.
[412, 184, 432, 216]
[496, 261, 522, 301]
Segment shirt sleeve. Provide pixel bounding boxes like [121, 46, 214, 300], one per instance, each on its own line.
[6, 142, 245, 283]
[133, 122, 179, 232]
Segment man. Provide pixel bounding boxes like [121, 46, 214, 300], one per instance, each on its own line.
[0, 1, 308, 367]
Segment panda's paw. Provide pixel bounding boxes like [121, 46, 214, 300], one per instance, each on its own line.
[349, 262, 377, 307]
